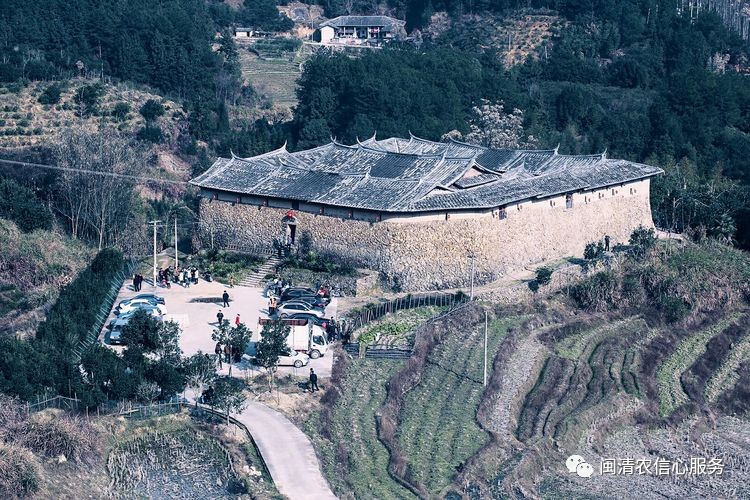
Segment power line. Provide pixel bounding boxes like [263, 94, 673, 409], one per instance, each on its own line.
[0, 158, 190, 186]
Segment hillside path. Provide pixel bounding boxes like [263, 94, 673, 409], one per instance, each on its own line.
[234, 401, 337, 500]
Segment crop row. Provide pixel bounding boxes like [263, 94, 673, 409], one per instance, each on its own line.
[308, 359, 415, 500]
[705, 318, 750, 402]
[656, 313, 741, 416]
[396, 316, 521, 496]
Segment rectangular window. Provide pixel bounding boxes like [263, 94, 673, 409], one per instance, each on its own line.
[499, 207, 507, 220]
[566, 193, 573, 209]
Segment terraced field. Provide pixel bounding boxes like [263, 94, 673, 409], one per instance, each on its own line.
[656, 313, 742, 416]
[307, 243, 750, 499]
[305, 358, 415, 500]
[396, 316, 523, 495]
[238, 46, 307, 110]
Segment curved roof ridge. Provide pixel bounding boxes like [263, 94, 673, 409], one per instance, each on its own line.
[446, 137, 487, 150]
[357, 141, 435, 158]
[242, 141, 289, 161]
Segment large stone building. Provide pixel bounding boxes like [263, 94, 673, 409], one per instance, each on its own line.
[192, 135, 662, 291]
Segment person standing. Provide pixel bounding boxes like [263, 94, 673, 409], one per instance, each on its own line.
[309, 368, 319, 392]
[235, 314, 241, 327]
[215, 342, 223, 369]
[222, 290, 230, 308]
[216, 310, 224, 325]
[604, 234, 611, 252]
[223, 344, 231, 363]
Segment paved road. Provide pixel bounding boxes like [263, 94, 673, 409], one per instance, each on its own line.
[234, 402, 337, 500]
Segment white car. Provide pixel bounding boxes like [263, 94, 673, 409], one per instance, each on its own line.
[108, 306, 162, 329]
[116, 298, 167, 316]
[277, 301, 324, 318]
[277, 349, 310, 368]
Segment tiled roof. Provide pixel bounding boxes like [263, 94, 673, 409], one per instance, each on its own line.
[319, 16, 405, 29]
[190, 136, 663, 213]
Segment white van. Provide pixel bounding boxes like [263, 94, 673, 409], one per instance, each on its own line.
[258, 318, 329, 359]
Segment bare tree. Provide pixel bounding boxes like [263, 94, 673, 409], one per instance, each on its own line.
[53, 127, 144, 249]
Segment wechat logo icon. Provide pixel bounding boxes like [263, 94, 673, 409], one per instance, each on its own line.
[566, 455, 594, 478]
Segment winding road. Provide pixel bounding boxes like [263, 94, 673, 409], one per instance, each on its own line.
[234, 402, 337, 500]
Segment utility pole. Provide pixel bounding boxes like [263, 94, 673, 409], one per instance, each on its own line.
[149, 220, 161, 288]
[174, 218, 178, 269]
[483, 309, 488, 387]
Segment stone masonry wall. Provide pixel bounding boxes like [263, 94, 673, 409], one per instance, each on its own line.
[199, 178, 655, 291]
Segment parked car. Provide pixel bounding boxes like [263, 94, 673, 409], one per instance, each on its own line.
[127, 293, 165, 305]
[277, 301, 325, 318]
[108, 305, 162, 329]
[277, 349, 310, 368]
[108, 317, 130, 345]
[283, 294, 327, 309]
[284, 313, 330, 327]
[116, 298, 167, 316]
[280, 287, 329, 304]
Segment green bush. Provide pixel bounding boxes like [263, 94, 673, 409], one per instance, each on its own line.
[629, 225, 657, 259]
[139, 99, 165, 122]
[0, 249, 127, 403]
[112, 102, 130, 121]
[284, 250, 357, 277]
[0, 177, 53, 232]
[137, 125, 163, 143]
[570, 271, 619, 311]
[535, 266, 553, 286]
[73, 83, 103, 116]
[38, 83, 63, 105]
[584, 241, 604, 260]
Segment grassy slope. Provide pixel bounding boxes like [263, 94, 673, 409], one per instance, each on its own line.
[0, 219, 92, 336]
[306, 359, 415, 499]
[0, 79, 185, 149]
[396, 316, 523, 496]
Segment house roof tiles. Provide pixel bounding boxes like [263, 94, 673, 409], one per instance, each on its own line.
[190, 136, 663, 213]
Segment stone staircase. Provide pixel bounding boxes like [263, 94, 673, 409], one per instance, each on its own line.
[239, 256, 281, 287]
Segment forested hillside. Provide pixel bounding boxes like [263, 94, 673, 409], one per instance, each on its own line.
[291, 2, 750, 248]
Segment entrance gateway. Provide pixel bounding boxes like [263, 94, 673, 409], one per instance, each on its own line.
[283, 210, 297, 245]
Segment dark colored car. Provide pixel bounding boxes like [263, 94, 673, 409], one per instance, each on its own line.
[280, 287, 317, 301]
[283, 295, 327, 309]
[284, 313, 329, 327]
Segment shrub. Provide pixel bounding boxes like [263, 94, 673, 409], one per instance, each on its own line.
[10, 412, 101, 463]
[139, 99, 165, 122]
[73, 83, 103, 116]
[137, 125, 163, 143]
[584, 241, 604, 260]
[112, 102, 130, 121]
[535, 266, 553, 286]
[38, 83, 63, 105]
[0, 177, 53, 232]
[629, 225, 657, 259]
[570, 271, 619, 311]
[0, 443, 40, 498]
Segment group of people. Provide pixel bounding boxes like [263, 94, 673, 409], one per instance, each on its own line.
[157, 265, 201, 288]
[216, 309, 241, 327]
[268, 296, 278, 315]
[131, 274, 145, 291]
[214, 341, 233, 368]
